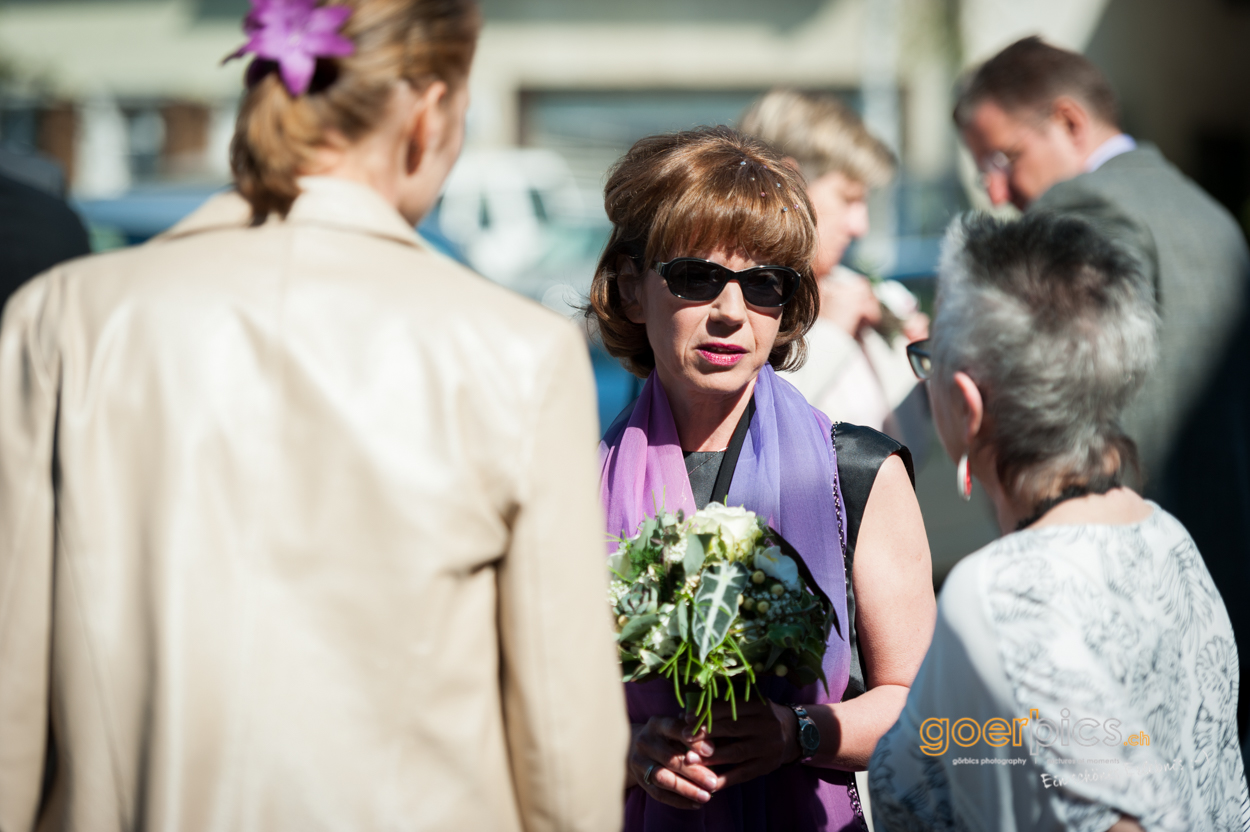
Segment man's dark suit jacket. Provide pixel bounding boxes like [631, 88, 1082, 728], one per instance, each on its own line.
[0, 170, 91, 314]
[1033, 144, 1250, 714]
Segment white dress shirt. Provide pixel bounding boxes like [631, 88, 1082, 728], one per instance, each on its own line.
[1084, 133, 1137, 173]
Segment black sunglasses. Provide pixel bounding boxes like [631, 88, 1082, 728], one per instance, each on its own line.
[653, 258, 800, 308]
[906, 338, 931, 380]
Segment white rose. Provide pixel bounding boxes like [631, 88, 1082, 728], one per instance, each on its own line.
[692, 503, 759, 551]
[753, 546, 800, 591]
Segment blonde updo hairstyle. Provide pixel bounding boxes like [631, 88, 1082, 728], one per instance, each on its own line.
[231, 0, 481, 220]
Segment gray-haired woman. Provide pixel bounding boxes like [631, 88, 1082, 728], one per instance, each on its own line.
[869, 212, 1249, 832]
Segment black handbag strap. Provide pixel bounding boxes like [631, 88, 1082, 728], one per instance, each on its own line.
[831, 421, 913, 701]
[709, 397, 756, 506]
[832, 422, 914, 564]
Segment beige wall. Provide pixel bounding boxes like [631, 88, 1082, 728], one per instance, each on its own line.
[469, 0, 869, 149]
[0, 0, 967, 183]
[960, 0, 1110, 65]
[13, 0, 1197, 202]
[0, 0, 243, 99]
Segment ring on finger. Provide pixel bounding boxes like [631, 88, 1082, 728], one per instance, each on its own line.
[643, 763, 658, 786]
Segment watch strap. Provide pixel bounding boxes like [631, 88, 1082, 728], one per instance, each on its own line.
[789, 704, 819, 763]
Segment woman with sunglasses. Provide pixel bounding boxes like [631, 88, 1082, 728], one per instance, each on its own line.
[588, 126, 936, 831]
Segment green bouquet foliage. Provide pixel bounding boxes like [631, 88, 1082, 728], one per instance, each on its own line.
[608, 503, 835, 732]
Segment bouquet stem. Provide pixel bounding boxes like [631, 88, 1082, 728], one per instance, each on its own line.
[662, 648, 760, 734]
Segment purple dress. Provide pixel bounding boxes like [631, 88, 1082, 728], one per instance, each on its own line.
[599, 366, 867, 832]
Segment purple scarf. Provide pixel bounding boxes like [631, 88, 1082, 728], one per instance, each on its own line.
[600, 366, 862, 832]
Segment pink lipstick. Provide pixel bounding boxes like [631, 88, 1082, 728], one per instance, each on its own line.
[696, 343, 747, 367]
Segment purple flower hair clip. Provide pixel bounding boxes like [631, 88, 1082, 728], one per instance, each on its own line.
[224, 0, 355, 97]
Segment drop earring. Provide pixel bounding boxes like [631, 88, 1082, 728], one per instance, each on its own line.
[956, 453, 972, 501]
[406, 138, 421, 175]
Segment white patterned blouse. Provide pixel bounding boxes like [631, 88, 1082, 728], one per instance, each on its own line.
[869, 503, 1250, 832]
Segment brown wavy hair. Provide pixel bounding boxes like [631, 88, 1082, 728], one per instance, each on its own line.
[586, 126, 820, 378]
[230, 0, 480, 220]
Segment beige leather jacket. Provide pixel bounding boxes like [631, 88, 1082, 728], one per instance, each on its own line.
[0, 178, 628, 831]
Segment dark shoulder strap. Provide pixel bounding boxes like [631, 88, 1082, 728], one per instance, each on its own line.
[834, 422, 915, 563]
[710, 398, 756, 506]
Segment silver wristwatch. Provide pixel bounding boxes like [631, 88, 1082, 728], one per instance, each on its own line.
[789, 704, 820, 763]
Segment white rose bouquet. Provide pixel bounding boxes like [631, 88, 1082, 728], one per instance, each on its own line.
[608, 503, 835, 731]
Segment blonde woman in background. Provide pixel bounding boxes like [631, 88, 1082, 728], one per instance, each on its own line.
[741, 90, 930, 458]
[0, 1, 627, 829]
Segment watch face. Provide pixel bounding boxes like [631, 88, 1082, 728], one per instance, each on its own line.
[800, 721, 821, 753]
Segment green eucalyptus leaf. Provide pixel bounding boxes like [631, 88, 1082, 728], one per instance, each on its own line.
[691, 561, 749, 662]
[623, 660, 652, 683]
[740, 638, 771, 663]
[798, 647, 824, 671]
[639, 648, 667, 671]
[802, 624, 825, 647]
[653, 636, 680, 659]
[765, 642, 784, 670]
[767, 624, 805, 650]
[683, 534, 708, 576]
[675, 598, 690, 642]
[800, 648, 830, 694]
[617, 613, 659, 643]
[607, 551, 630, 580]
[617, 581, 659, 617]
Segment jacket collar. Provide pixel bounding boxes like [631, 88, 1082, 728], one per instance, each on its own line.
[159, 176, 424, 250]
[287, 176, 423, 247]
[1083, 133, 1137, 173]
[1090, 142, 1163, 173]
[157, 188, 253, 239]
